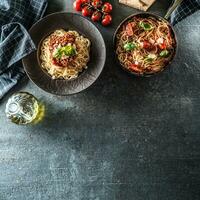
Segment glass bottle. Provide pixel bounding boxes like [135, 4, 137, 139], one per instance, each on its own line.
[5, 92, 44, 125]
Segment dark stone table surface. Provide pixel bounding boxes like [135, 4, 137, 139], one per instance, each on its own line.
[0, 0, 200, 199]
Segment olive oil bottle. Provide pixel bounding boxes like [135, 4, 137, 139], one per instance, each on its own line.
[5, 92, 45, 125]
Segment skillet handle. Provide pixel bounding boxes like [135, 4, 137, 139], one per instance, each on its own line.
[164, 0, 183, 20]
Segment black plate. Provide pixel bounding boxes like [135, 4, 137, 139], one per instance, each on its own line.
[23, 12, 106, 95]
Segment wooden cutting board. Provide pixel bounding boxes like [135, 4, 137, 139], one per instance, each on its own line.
[119, 0, 156, 11]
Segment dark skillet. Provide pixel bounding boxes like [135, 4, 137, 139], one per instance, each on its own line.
[113, 0, 183, 77]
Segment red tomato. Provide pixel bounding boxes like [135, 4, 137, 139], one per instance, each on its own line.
[82, 6, 93, 17]
[92, 0, 103, 8]
[73, 0, 82, 11]
[129, 64, 142, 73]
[52, 58, 57, 65]
[126, 23, 133, 36]
[52, 58, 63, 67]
[142, 41, 151, 49]
[102, 2, 112, 13]
[102, 14, 112, 26]
[91, 11, 102, 22]
[159, 42, 167, 50]
[81, 0, 90, 3]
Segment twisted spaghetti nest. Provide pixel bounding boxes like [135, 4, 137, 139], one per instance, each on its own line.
[40, 29, 91, 79]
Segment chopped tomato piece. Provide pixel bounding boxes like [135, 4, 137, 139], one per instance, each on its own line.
[126, 23, 133, 36]
[129, 64, 142, 73]
[159, 42, 167, 50]
[142, 40, 151, 49]
[52, 58, 58, 65]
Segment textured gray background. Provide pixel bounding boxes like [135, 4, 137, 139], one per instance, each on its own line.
[0, 0, 200, 199]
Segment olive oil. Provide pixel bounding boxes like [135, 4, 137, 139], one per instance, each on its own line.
[5, 92, 45, 125]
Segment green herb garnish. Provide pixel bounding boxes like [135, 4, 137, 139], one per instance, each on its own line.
[54, 45, 76, 59]
[144, 54, 157, 62]
[159, 50, 169, 57]
[139, 21, 153, 31]
[144, 57, 154, 62]
[124, 42, 137, 51]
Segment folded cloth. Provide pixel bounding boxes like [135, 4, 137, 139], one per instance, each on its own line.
[170, 0, 200, 25]
[0, 0, 48, 99]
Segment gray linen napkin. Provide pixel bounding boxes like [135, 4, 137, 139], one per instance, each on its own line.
[170, 0, 200, 25]
[0, 0, 47, 99]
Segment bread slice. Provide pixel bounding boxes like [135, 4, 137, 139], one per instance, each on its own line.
[119, 0, 156, 11]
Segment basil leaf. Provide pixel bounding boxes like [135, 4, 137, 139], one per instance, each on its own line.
[160, 50, 169, 57]
[124, 42, 137, 51]
[63, 46, 76, 56]
[144, 54, 157, 62]
[139, 22, 153, 31]
[54, 48, 62, 59]
[144, 57, 154, 62]
[54, 45, 76, 59]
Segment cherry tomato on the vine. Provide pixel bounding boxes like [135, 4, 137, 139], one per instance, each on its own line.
[82, 6, 93, 17]
[73, 0, 113, 26]
[73, 0, 82, 11]
[101, 14, 112, 26]
[92, 0, 103, 8]
[91, 11, 102, 22]
[102, 2, 112, 13]
[81, 0, 90, 4]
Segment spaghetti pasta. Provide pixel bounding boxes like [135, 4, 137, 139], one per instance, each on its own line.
[116, 16, 176, 74]
[40, 29, 91, 79]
